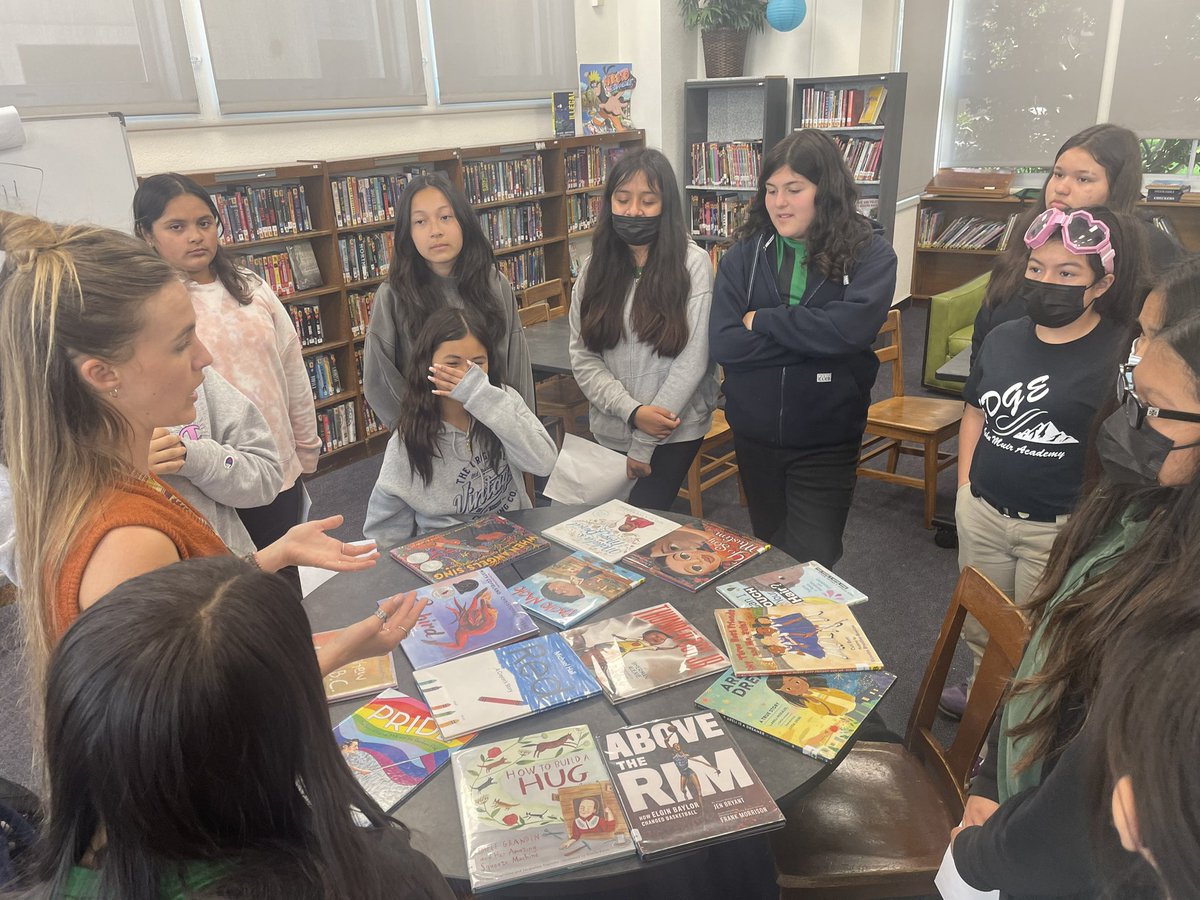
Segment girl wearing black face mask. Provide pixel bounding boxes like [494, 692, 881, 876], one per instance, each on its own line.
[947, 207, 1146, 714]
[569, 148, 719, 508]
[951, 256, 1200, 897]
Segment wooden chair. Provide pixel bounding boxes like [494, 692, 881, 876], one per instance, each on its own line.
[676, 409, 743, 518]
[857, 308, 964, 529]
[770, 566, 1028, 899]
[518, 301, 550, 327]
[535, 375, 591, 448]
[522, 278, 567, 317]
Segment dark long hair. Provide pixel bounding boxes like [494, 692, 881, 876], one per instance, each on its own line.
[984, 124, 1143, 310]
[578, 148, 692, 357]
[1009, 307, 1200, 769]
[23, 557, 422, 898]
[397, 307, 504, 486]
[734, 129, 872, 279]
[385, 172, 505, 353]
[1153, 252, 1200, 331]
[1093, 605, 1200, 899]
[133, 173, 253, 304]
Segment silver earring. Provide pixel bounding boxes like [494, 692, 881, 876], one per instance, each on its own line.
[110, 388, 119, 399]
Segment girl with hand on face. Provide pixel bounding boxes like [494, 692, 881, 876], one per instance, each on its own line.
[364, 309, 556, 548]
[133, 174, 320, 575]
[0, 212, 398, 698]
[363, 172, 534, 429]
[709, 130, 897, 568]
[950, 258, 1200, 897]
[569, 148, 719, 509]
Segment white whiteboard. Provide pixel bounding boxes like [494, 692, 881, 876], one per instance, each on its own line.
[0, 113, 138, 234]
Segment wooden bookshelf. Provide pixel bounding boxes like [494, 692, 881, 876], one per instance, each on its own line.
[684, 77, 788, 269]
[790, 72, 907, 240]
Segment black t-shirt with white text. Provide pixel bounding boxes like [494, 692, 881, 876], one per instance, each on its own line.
[965, 316, 1125, 518]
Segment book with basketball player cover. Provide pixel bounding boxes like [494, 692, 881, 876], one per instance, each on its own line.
[399, 567, 538, 669]
[413, 633, 602, 739]
[621, 520, 770, 592]
[601, 711, 784, 859]
[714, 601, 885, 677]
[388, 514, 550, 583]
[695, 669, 897, 763]
[311, 628, 398, 703]
[510, 551, 645, 628]
[561, 603, 728, 702]
[453, 724, 634, 891]
[541, 500, 679, 564]
[716, 561, 868, 608]
[333, 689, 475, 812]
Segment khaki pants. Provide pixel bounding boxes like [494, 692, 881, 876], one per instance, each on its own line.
[954, 483, 1068, 682]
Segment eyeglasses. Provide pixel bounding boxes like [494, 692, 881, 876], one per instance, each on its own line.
[1115, 361, 1200, 430]
[1024, 208, 1115, 275]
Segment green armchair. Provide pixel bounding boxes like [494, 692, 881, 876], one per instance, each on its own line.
[921, 272, 991, 394]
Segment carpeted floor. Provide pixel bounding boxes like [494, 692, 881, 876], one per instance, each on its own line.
[0, 300, 972, 846]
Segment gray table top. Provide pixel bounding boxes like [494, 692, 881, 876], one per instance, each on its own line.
[936, 346, 971, 383]
[306, 505, 845, 892]
[523, 315, 572, 375]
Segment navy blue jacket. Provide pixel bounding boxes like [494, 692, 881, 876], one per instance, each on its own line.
[709, 222, 898, 449]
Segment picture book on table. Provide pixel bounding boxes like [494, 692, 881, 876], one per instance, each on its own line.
[695, 669, 897, 763]
[541, 500, 678, 564]
[716, 561, 868, 608]
[602, 711, 784, 859]
[413, 633, 602, 739]
[552, 90, 577, 138]
[312, 628, 398, 703]
[333, 689, 475, 812]
[453, 724, 634, 891]
[579, 63, 636, 135]
[621, 521, 770, 592]
[561, 603, 728, 702]
[714, 602, 885, 677]
[510, 551, 644, 628]
[389, 514, 549, 583]
[399, 567, 538, 669]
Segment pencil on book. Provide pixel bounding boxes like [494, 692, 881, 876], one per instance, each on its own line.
[479, 696, 524, 705]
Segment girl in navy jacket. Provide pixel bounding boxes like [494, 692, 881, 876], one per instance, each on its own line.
[709, 130, 897, 567]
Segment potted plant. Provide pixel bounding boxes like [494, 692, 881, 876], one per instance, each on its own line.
[678, 0, 767, 78]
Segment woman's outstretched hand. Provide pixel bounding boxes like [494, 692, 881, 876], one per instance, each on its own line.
[257, 515, 380, 573]
[316, 591, 429, 676]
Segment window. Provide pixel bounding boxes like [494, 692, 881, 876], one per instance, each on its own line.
[1108, 2, 1200, 141]
[1140, 139, 1200, 177]
[0, 0, 197, 116]
[428, 0, 576, 104]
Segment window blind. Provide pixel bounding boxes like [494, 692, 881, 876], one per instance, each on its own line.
[1108, 2, 1200, 140]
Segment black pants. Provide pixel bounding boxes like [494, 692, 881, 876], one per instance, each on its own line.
[627, 438, 703, 512]
[237, 479, 305, 594]
[733, 435, 861, 568]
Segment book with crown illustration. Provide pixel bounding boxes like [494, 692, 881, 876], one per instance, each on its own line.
[621, 520, 769, 592]
[399, 567, 538, 669]
[541, 500, 679, 563]
[389, 514, 550, 582]
[714, 601, 884, 677]
[332, 689, 475, 812]
[716, 561, 868, 608]
[510, 551, 644, 628]
[453, 724, 633, 891]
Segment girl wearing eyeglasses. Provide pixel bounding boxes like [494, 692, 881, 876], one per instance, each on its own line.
[950, 256, 1200, 896]
[947, 207, 1147, 710]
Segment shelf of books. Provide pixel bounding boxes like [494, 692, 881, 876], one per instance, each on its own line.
[684, 77, 787, 270]
[790, 72, 906, 240]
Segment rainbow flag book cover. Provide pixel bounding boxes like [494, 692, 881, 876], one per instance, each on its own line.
[332, 689, 476, 812]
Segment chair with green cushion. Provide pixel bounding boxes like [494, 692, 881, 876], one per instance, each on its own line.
[921, 272, 991, 394]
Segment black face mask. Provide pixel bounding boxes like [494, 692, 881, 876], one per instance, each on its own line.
[1018, 278, 1095, 328]
[611, 214, 661, 246]
[1096, 408, 1177, 486]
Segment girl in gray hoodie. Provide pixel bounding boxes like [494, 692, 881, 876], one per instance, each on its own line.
[364, 309, 557, 548]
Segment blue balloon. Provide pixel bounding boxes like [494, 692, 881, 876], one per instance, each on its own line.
[766, 0, 807, 31]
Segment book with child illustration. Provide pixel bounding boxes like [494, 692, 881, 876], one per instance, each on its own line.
[510, 551, 645, 628]
[453, 724, 633, 891]
[312, 628, 398, 703]
[333, 689, 475, 812]
[413, 632, 603, 739]
[621, 520, 769, 592]
[716, 561, 868, 608]
[601, 711, 784, 859]
[541, 500, 679, 564]
[695, 669, 897, 763]
[561, 603, 728, 702]
[389, 514, 550, 583]
[714, 601, 885, 677]
[399, 567, 539, 669]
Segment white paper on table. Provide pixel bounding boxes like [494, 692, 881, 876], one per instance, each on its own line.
[935, 842, 999, 899]
[543, 433, 632, 505]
